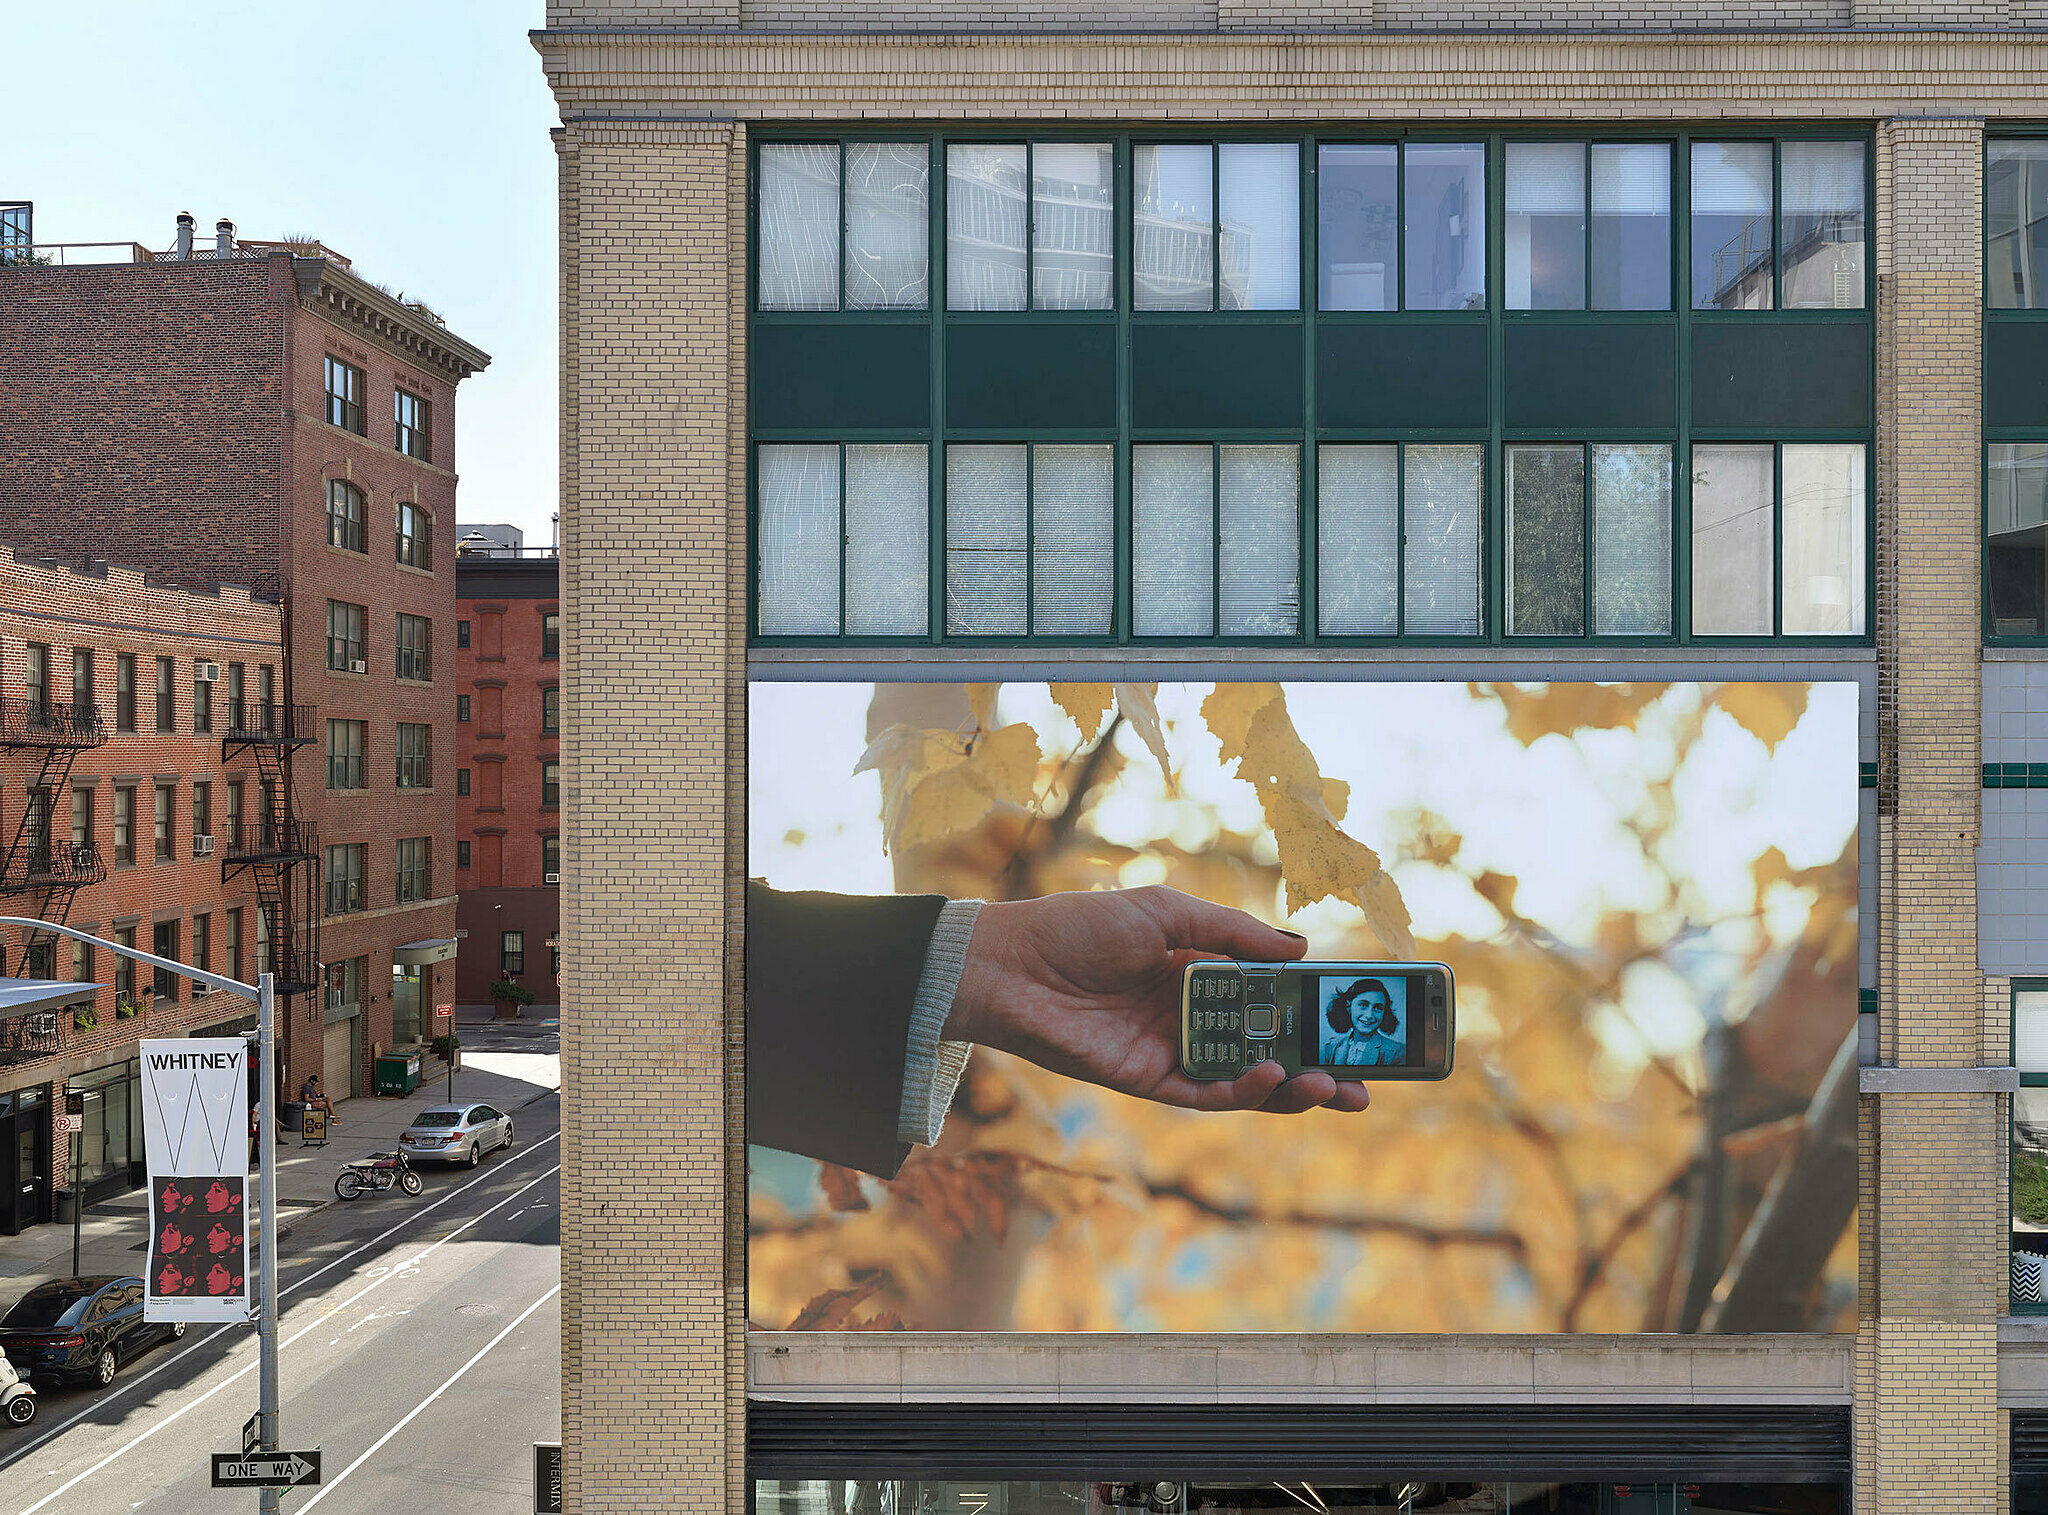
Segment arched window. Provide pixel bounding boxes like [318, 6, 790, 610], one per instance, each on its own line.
[396, 500, 433, 570]
[327, 479, 366, 553]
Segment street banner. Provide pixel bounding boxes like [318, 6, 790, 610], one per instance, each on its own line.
[141, 1037, 251, 1323]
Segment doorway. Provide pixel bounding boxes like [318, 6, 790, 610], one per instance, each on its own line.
[0, 1086, 52, 1235]
[392, 965, 424, 1046]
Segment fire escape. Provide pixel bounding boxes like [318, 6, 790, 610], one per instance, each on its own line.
[220, 698, 320, 998]
[0, 694, 108, 1065]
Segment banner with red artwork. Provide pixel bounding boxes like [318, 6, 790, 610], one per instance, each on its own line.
[141, 1038, 250, 1323]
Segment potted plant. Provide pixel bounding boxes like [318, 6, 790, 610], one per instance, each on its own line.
[114, 996, 144, 1020]
[430, 1032, 461, 1060]
[71, 1004, 98, 1032]
[488, 977, 536, 1020]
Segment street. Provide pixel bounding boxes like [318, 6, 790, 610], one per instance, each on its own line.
[0, 1017, 561, 1515]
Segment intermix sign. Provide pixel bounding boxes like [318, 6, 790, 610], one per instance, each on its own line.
[141, 1038, 251, 1323]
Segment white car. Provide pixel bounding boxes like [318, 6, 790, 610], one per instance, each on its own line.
[396, 1103, 514, 1168]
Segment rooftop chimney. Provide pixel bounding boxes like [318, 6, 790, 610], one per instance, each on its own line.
[175, 211, 194, 260]
[215, 218, 235, 257]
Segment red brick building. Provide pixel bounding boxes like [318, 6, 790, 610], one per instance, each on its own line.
[453, 544, 560, 1010]
[0, 547, 284, 1232]
[0, 214, 489, 1111]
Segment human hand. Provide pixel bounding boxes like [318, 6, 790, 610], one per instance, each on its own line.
[945, 885, 1370, 1116]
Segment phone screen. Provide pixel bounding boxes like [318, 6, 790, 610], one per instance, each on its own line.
[1300, 971, 1427, 1071]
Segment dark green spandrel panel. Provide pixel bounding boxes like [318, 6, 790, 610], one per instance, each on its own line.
[1316, 322, 1488, 431]
[946, 320, 1116, 431]
[1986, 321, 2048, 431]
[751, 321, 930, 431]
[1504, 320, 1676, 431]
[1133, 322, 1303, 431]
[1690, 318, 1872, 432]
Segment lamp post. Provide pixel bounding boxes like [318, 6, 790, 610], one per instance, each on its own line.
[0, 917, 282, 1514]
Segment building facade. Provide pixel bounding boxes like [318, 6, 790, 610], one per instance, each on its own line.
[454, 541, 562, 1009]
[0, 548, 283, 1233]
[537, 9, 2048, 1515]
[0, 218, 488, 1103]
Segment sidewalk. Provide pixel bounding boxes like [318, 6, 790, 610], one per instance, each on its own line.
[0, 1046, 560, 1298]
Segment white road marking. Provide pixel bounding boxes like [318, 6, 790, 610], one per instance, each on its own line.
[0, 1127, 560, 1474]
[14, 1163, 560, 1515]
[296, 1283, 561, 1510]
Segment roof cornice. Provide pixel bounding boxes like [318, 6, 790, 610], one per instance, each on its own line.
[293, 258, 492, 382]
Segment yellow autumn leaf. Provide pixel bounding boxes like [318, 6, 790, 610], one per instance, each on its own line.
[853, 724, 970, 848]
[1050, 683, 1115, 743]
[892, 722, 1044, 852]
[1198, 681, 1283, 756]
[1479, 682, 1664, 745]
[1714, 683, 1809, 752]
[967, 683, 1002, 733]
[1114, 682, 1175, 792]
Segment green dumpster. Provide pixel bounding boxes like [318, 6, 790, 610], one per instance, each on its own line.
[374, 1051, 422, 1097]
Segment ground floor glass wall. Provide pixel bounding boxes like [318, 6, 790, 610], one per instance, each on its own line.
[755, 1484, 1839, 1515]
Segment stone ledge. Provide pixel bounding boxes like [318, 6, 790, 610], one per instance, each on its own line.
[1859, 1065, 2019, 1093]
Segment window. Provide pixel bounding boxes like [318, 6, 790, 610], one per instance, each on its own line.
[394, 389, 431, 461]
[70, 786, 91, 848]
[325, 843, 366, 916]
[225, 908, 242, 985]
[755, 444, 929, 635]
[113, 786, 134, 865]
[114, 926, 135, 1000]
[325, 356, 364, 434]
[192, 666, 212, 734]
[1991, 142, 2048, 308]
[541, 761, 561, 809]
[1317, 141, 1487, 312]
[1504, 141, 1671, 311]
[500, 930, 525, 976]
[946, 142, 1114, 311]
[944, 445, 1114, 636]
[457, 694, 471, 723]
[1133, 444, 1300, 637]
[1504, 444, 1674, 637]
[71, 648, 93, 721]
[153, 783, 174, 861]
[1990, 443, 2048, 636]
[191, 912, 210, 977]
[1692, 140, 1865, 311]
[326, 719, 366, 791]
[226, 782, 243, 850]
[70, 934, 92, 986]
[542, 834, 561, 880]
[226, 663, 245, 731]
[1316, 445, 1484, 637]
[327, 600, 366, 672]
[326, 956, 366, 1015]
[757, 142, 930, 311]
[540, 612, 560, 659]
[396, 613, 432, 681]
[456, 768, 472, 797]
[2016, 983, 2048, 1308]
[1134, 142, 1299, 312]
[396, 837, 431, 904]
[116, 653, 136, 732]
[396, 723, 432, 788]
[456, 839, 471, 869]
[191, 782, 211, 852]
[1691, 443, 1867, 636]
[328, 479, 366, 552]
[456, 620, 471, 649]
[396, 501, 433, 570]
[152, 920, 180, 1002]
[541, 686, 560, 734]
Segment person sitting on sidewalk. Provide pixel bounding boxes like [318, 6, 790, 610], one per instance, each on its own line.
[300, 1074, 339, 1127]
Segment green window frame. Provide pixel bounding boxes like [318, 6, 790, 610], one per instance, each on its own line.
[1985, 133, 2048, 645]
[2014, 978, 2048, 1313]
[945, 141, 1116, 313]
[1690, 138, 1869, 313]
[755, 140, 932, 312]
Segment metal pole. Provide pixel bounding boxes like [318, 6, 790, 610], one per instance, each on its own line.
[70, 1124, 81, 1277]
[256, 972, 280, 1515]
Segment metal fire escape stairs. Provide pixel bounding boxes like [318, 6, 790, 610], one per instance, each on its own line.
[0, 696, 109, 976]
[220, 700, 320, 998]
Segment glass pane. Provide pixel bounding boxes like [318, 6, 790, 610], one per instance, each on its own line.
[1506, 444, 1586, 635]
[1219, 445, 1300, 635]
[844, 143, 929, 311]
[1218, 143, 1300, 311]
[1591, 443, 1673, 635]
[1591, 142, 1671, 310]
[944, 446, 1027, 635]
[1133, 444, 1214, 635]
[1505, 142, 1586, 311]
[1989, 441, 2048, 637]
[1692, 142, 1774, 310]
[946, 145, 1027, 311]
[1032, 444, 1115, 635]
[1989, 141, 2048, 310]
[1135, 144, 1215, 311]
[1781, 141, 1865, 310]
[2017, 987, 2048, 1072]
[1317, 144, 1397, 312]
[1033, 143, 1115, 310]
[1316, 444, 1399, 634]
[755, 444, 840, 634]
[842, 444, 928, 634]
[2019, 1084, 2048, 1301]
[757, 145, 840, 310]
[1403, 444, 1483, 634]
[1404, 143, 1486, 311]
[1781, 443, 1866, 634]
[1690, 443, 1774, 635]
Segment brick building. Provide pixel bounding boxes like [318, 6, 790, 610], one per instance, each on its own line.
[453, 540, 561, 1010]
[0, 547, 283, 1234]
[0, 214, 488, 1105]
[534, 6, 2048, 1514]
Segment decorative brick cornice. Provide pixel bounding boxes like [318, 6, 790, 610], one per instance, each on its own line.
[293, 259, 491, 382]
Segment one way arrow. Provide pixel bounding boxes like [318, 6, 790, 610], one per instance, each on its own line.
[210, 1449, 322, 1487]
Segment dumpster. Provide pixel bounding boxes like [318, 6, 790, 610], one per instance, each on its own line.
[374, 1051, 422, 1097]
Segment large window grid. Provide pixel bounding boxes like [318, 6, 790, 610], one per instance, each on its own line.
[1986, 133, 2048, 644]
[757, 141, 931, 311]
[1690, 139, 1868, 313]
[947, 142, 1115, 312]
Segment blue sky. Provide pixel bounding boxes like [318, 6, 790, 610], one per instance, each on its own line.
[14, 0, 561, 544]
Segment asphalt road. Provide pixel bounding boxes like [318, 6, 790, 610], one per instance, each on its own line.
[0, 1018, 562, 1515]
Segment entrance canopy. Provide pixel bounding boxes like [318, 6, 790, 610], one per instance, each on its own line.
[0, 978, 101, 1020]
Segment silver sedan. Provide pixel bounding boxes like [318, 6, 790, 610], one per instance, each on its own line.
[396, 1103, 514, 1168]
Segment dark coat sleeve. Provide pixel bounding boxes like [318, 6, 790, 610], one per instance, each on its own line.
[745, 881, 949, 1178]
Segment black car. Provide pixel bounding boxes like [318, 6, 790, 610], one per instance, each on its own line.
[0, 1277, 185, 1389]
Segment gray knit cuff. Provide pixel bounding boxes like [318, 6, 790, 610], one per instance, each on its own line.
[897, 899, 983, 1148]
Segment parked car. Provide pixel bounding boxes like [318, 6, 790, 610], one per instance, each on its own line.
[396, 1103, 514, 1168]
[0, 1277, 184, 1389]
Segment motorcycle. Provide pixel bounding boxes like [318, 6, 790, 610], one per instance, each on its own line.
[334, 1150, 424, 1201]
[0, 1351, 36, 1426]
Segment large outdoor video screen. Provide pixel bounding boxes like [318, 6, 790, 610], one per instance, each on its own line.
[746, 681, 1859, 1333]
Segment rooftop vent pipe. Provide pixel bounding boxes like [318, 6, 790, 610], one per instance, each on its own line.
[175, 212, 194, 260]
[215, 218, 235, 257]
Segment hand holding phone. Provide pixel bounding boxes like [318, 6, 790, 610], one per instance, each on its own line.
[1182, 961, 1455, 1082]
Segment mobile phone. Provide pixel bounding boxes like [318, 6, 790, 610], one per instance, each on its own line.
[1180, 960, 1455, 1082]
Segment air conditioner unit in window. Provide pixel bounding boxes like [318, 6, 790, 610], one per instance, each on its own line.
[195, 661, 220, 682]
[349, 659, 367, 675]
[544, 872, 560, 885]
[193, 834, 215, 857]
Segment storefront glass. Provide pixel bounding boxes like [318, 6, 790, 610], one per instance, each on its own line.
[754, 1485, 1840, 1515]
[392, 964, 425, 1045]
[72, 1058, 142, 1192]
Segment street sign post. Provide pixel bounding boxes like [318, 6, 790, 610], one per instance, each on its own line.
[211, 1450, 321, 1488]
[534, 1443, 562, 1514]
[54, 1113, 80, 1135]
[436, 1002, 455, 1101]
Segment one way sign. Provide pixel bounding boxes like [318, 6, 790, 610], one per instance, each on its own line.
[211, 1450, 322, 1488]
